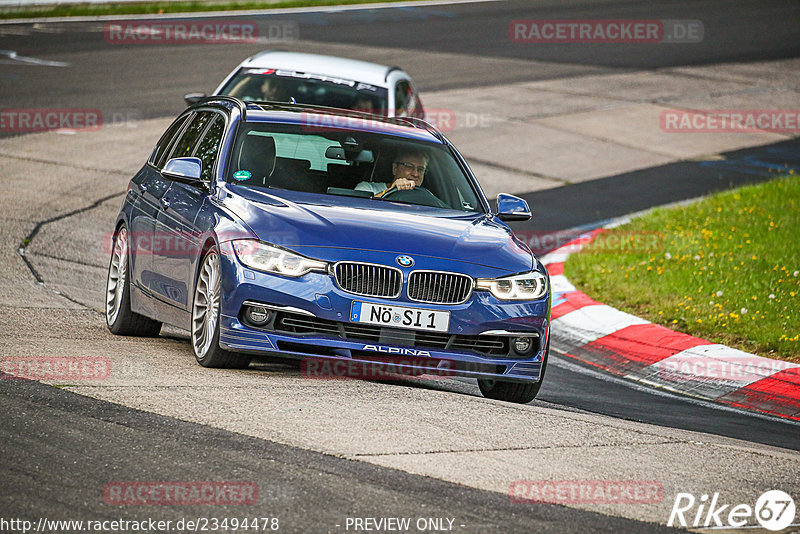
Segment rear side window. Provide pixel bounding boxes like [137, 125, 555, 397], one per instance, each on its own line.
[168, 111, 213, 161]
[394, 80, 411, 115]
[151, 114, 190, 169]
[409, 91, 423, 119]
[193, 114, 226, 182]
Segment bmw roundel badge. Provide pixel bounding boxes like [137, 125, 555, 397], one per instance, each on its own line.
[396, 255, 414, 267]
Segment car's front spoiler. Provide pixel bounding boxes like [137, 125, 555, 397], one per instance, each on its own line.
[219, 315, 547, 383]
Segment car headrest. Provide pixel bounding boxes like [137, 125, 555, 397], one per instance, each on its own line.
[236, 134, 276, 185]
[367, 148, 396, 184]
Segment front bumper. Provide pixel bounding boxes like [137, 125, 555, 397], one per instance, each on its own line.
[216, 242, 550, 382]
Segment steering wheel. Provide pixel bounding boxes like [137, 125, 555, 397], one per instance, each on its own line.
[380, 186, 447, 208]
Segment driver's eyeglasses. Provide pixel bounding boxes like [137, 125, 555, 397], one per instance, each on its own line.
[395, 161, 427, 174]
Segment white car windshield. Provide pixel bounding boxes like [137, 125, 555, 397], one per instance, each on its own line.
[219, 68, 389, 115]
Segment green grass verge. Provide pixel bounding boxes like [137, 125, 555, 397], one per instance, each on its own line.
[0, 0, 405, 20]
[565, 174, 800, 362]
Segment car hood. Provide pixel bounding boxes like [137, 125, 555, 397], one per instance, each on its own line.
[221, 186, 533, 276]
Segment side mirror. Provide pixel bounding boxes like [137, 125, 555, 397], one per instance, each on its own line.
[163, 157, 203, 184]
[496, 193, 531, 222]
[184, 92, 207, 106]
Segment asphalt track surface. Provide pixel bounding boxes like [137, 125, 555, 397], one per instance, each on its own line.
[1, 0, 799, 531]
[2, 0, 800, 121]
[2, 375, 679, 533]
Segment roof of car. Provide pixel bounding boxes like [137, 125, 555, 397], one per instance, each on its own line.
[239, 51, 400, 88]
[241, 105, 442, 143]
[192, 97, 442, 142]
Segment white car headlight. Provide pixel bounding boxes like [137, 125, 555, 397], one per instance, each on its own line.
[475, 272, 548, 300]
[233, 240, 328, 277]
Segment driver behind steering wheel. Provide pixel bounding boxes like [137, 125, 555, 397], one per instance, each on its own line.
[356, 150, 428, 196]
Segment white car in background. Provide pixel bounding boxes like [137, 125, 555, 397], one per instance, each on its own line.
[185, 51, 425, 119]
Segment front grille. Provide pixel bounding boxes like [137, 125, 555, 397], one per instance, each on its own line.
[408, 271, 473, 304]
[334, 262, 402, 298]
[273, 311, 509, 356]
[342, 323, 382, 342]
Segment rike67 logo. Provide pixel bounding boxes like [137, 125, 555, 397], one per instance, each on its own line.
[668, 490, 795, 531]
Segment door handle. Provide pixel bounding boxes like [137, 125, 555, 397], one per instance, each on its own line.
[137, 183, 148, 194]
[160, 197, 170, 210]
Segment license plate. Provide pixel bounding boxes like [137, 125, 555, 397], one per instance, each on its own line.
[350, 302, 450, 332]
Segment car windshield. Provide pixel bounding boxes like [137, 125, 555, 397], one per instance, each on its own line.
[219, 68, 389, 115]
[227, 122, 485, 213]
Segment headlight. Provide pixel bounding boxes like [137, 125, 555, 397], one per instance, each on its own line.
[232, 240, 328, 277]
[475, 272, 548, 300]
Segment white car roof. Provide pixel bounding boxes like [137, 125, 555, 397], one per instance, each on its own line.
[239, 51, 401, 88]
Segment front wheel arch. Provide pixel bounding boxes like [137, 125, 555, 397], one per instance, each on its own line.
[478, 339, 549, 404]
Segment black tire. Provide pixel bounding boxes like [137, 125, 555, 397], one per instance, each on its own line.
[191, 247, 251, 369]
[478, 339, 549, 403]
[105, 225, 162, 337]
